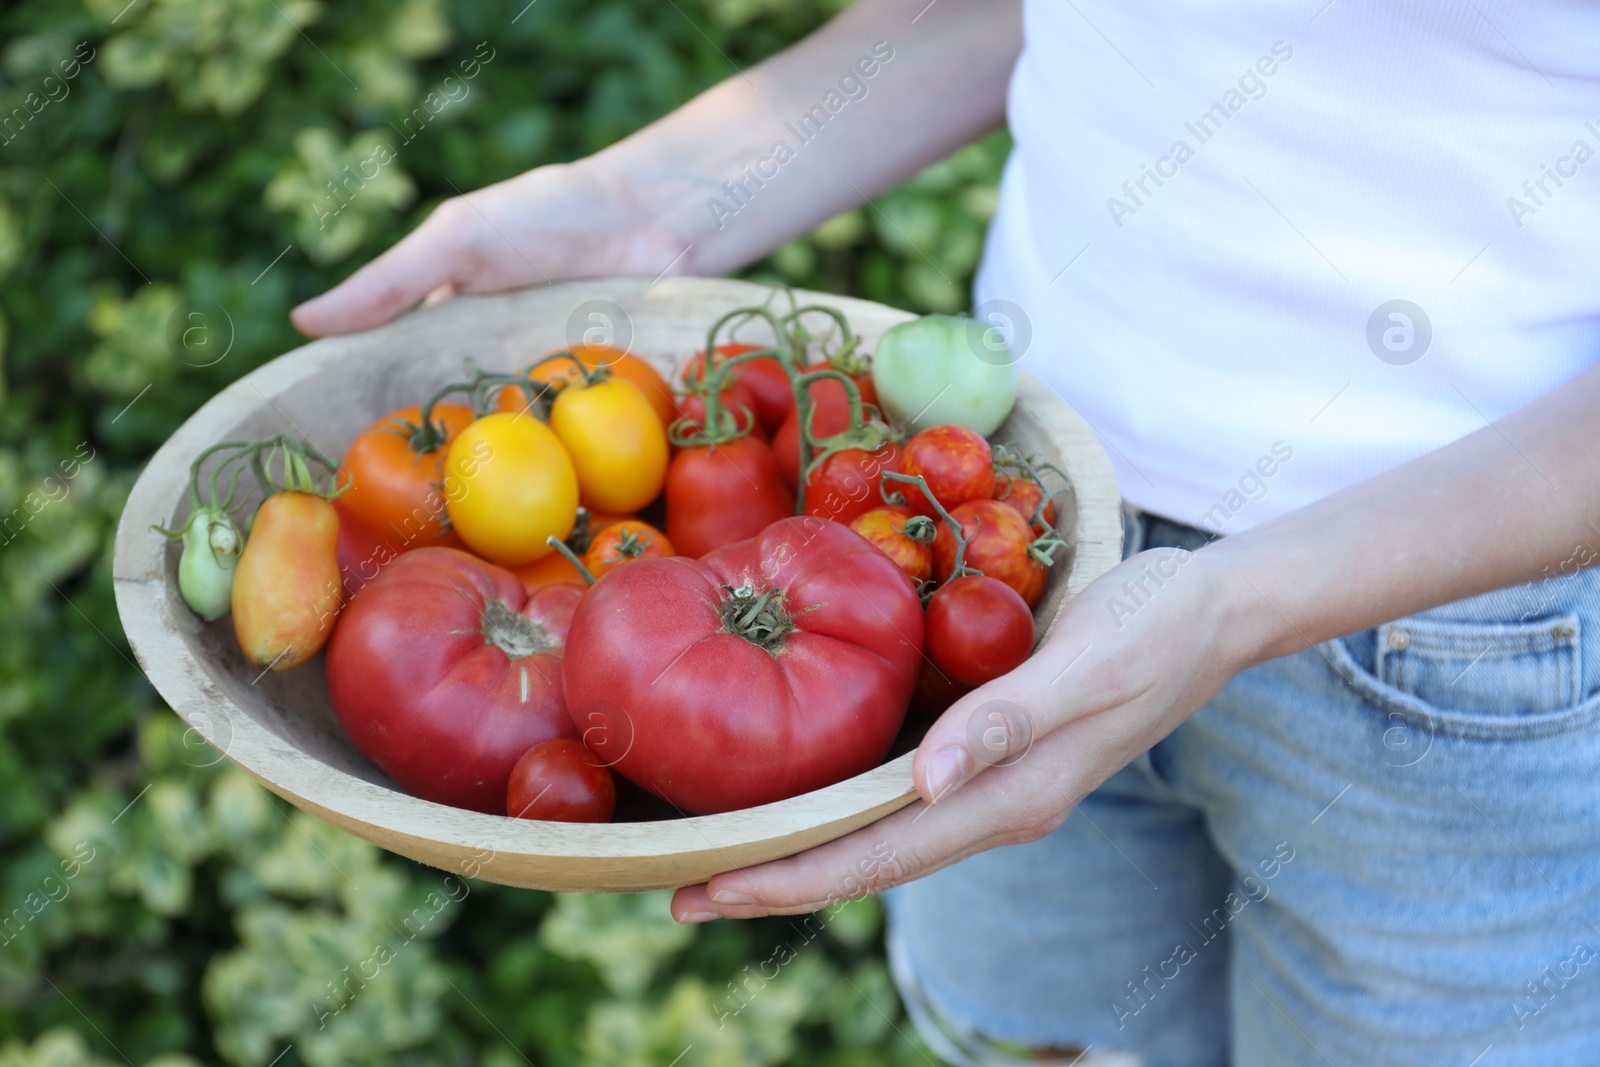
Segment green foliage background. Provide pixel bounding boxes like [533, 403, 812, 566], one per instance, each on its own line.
[0, 0, 1005, 1062]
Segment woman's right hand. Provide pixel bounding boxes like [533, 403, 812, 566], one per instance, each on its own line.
[289, 159, 690, 337]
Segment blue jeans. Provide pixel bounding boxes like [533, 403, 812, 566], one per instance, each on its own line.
[886, 513, 1600, 1066]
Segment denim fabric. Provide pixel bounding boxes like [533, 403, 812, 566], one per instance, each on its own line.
[886, 512, 1600, 1066]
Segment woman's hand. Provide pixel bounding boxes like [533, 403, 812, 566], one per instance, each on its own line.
[670, 545, 1262, 920]
[290, 161, 687, 337]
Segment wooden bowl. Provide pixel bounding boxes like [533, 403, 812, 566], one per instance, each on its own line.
[112, 278, 1121, 892]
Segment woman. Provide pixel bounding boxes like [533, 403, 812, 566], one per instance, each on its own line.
[293, 2, 1600, 1063]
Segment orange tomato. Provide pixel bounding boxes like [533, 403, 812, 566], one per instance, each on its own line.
[496, 345, 676, 430]
[584, 520, 673, 576]
[339, 404, 474, 551]
[992, 473, 1057, 533]
[508, 510, 630, 593]
[232, 492, 343, 670]
[849, 506, 933, 588]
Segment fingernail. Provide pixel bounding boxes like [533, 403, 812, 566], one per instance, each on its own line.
[678, 910, 719, 924]
[925, 747, 969, 800]
[710, 889, 754, 906]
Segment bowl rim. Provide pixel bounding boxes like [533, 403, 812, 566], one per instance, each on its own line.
[111, 277, 1123, 880]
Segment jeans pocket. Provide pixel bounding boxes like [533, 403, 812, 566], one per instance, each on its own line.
[1326, 613, 1599, 743]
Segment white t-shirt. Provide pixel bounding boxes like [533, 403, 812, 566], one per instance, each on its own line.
[976, 0, 1600, 533]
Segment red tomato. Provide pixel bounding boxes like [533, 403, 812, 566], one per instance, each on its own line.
[849, 506, 933, 587]
[805, 359, 878, 412]
[508, 510, 629, 593]
[910, 656, 971, 717]
[925, 575, 1034, 687]
[773, 375, 853, 490]
[685, 343, 793, 432]
[900, 426, 995, 520]
[993, 474, 1057, 533]
[665, 434, 795, 559]
[674, 381, 765, 442]
[803, 442, 902, 527]
[932, 498, 1049, 607]
[506, 739, 616, 822]
[584, 520, 673, 576]
[333, 497, 402, 601]
[563, 516, 924, 814]
[326, 548, 583, 813]
[339, 404, 473, 551]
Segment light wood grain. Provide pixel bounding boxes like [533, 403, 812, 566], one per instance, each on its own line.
[111, 278, 1122, 892]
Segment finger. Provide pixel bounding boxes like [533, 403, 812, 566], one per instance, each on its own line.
[421, 281, 459, 307]
[289, 208, 464, 337]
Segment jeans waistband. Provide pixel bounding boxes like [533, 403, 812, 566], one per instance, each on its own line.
[1122, 504, 1218, 559]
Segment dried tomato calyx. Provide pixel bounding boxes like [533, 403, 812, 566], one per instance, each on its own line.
[480, 598, 556, 658]
[719, 581, 795, 653]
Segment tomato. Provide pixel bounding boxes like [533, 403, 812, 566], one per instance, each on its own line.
[849, 506, 933, 587]
[674, 381, 764, 442]
[445, 412, 578, 565]
[910, 656, 971, 717]
[232, 492, 342, 671]
[805, 359, 877, 411]
[932, 498, 1048, 607]
[873, 314, 1019, 436]
[563, 516, 924, 814]
[333, 497, 403, 600]
[803, 441, 902, 527]
[773, 375, 854, 489]
[585, 520, 673, 576]
[507, 739, 616, 822]
[508, 510, 629, 592]
[339, 404, 473, 552]
[993, 473, 1057, 532]
[548, 375, 668, 514]
[684, 343, 792, 432]
[899, 425, 995, 520]
[665, 434, 795, 559]
[925, 575, 1034, 687]
[497, 345, 677, 430]
[326, 547, 582, 813]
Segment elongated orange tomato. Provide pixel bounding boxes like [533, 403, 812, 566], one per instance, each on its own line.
[584, 520, 673, 576]
[232, 492, 343, 670]
[496, 345, 677, 430]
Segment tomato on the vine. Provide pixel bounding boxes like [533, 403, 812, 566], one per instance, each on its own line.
[339, 404, 474, 552]
[773, 375, 853, 489]
[233, 491, 343, 671]
[803, 441, 902, 527]
[665, 433, 794, 559]
[932, 498, 1050, 607]
[674, 381, 764, 442]
[899, 425, 995, 519]
[993, 473, 1057, 533]
[548, 370, 669, 514]
[497, 345, 677, 430]
[925, 575, 1033, 687]
[584, 520, 673, 576]
[685, 343, 792, 432]
[507, 739, 616, 822]
[445, 412, 579, 566]
[563, 516, 924, 814]
[507, 509, 629, 592]
[849, 505, 933, 586]
[326, 548, 583, 813]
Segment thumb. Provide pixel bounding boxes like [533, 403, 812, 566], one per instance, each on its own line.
[290, 207, 463, 337]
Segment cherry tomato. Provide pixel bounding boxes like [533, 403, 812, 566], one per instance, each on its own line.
[993, 473, 1057, 533]
[584, 520, 673, 576]
[805, 359, 877, 412]
[665, 434, 795, 559]
[232, 492, 342, 671]
[339, 404, 473, 552]
[564, 516, 923, 813]
[674, 381, 765, 442]
[508, 510, 629, 593]
[685, 343, 792, 432]
[899, 426, 995, 520]
[933, 498, 1049, 607]
[849, 505, 933, 586]
[803, 441, 902, 527]
[925, 575, 1034, 687]
[497, 345, 677, 430]
[326, 548, 583, 813]
[773, 374, 854, 489]
[506, 738, 617, 822]
[548, 374, 669, 514]
[445, 413, 578, 566]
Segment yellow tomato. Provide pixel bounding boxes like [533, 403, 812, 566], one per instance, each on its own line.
[232, 492, 343, 671]
[445, 413, 578, 565]
[549, 377, 669, 514]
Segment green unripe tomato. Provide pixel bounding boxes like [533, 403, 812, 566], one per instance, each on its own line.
[871, 314, 1019, 436]
[178, 507, 243, 621]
